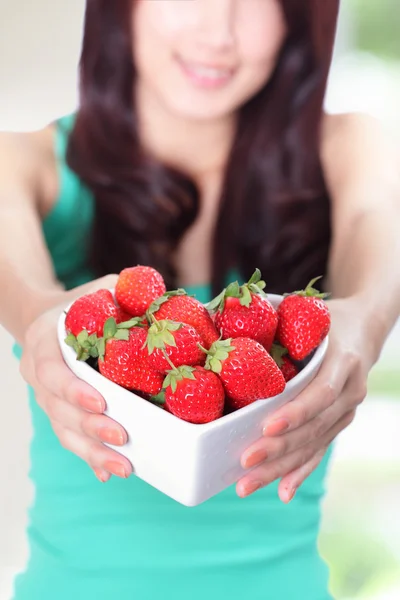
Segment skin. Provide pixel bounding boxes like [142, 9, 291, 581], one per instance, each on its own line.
[1, 0, 400, 492]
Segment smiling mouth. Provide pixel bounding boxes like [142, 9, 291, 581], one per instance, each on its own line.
[176, 56, 236, 89]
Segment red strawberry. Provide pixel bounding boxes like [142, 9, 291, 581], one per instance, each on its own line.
[115, 266, 166, 317]
[208, 269, 278, 351]
[148, 291, 219, 349]
[97, 319, 163, 395]
[270, 344, 299, 382]
[205, 337, 286, 410]
[163, 365, 225, 424]
[65, 289, 118, 337]
[277, 277, 331, 361]
[145, 320, 205, 373]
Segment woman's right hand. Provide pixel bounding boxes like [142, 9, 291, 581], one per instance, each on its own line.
[19, 275, 133, 483]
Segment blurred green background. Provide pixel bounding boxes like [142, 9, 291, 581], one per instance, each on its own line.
[350, 0, 400, 60]
[320, 3, 400, 599]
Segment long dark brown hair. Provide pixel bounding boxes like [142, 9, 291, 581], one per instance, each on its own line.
[68, 0, 339, 295]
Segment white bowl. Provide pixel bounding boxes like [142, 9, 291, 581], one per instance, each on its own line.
[58, 293, 328, 507]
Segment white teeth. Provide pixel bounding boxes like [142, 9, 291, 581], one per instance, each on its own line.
[185, 63, 231, 79]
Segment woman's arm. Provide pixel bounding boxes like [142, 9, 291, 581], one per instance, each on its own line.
[0, 128, 66, 343]
[0, 128, 130, 482]
[322, 113, 400, 359]
[237, 113, 400, 501]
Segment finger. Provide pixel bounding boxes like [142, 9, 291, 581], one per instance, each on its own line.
[278, 409, 356, 501]
[93, 468, 112, 483]
[263, 350, 351, 436]
[237, 408, 356, 498]
[278, 449, 327, 503]
[47, 397, 128, 446]
[52, 423, 132, 478]
[236, 439, 317, 498]
[242, 388, 354, 469]
[35, 354, 106, 414]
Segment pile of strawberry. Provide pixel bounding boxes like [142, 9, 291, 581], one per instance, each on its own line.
[64, 266, 331, 424]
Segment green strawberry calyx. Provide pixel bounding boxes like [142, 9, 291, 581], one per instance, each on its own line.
[201, 339, 235, 374]
[65, 316, 143, 363]
[65, 330, 100, 363]
[163, 365, 197, 394]
[206, 269, 267, 313]
[146, 289, 188, 316]
[285, 276, 330, 299]
[149, 389, 166, 406]
[270, 343, 289, 368]
[144, 319, 183, 355]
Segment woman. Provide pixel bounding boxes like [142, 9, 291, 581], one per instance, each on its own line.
[1, 0, 399, 598]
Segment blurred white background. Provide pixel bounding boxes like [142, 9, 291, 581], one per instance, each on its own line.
[0, 2, 399, 600]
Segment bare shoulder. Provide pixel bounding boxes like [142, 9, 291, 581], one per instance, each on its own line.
[322, 111, 381, 142]
[0, 124, 58, 216]
[320, 112, 399, 191]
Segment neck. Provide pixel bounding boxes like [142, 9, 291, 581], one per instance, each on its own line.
[135, 83, 236, 183]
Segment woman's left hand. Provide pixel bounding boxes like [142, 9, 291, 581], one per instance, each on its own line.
[237, 296, 379, 502]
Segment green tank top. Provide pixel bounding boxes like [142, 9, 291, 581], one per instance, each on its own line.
[12, 115, 333, 600]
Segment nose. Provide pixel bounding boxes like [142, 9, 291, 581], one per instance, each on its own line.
[195, 0, 235, 51]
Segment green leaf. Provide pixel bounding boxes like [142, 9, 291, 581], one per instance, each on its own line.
[165, 320, 181, 332]
[163, 331, 177, 348]
[291, 276, 330, 299]
[87, 333, 98, 345]
[116, 318, 142, 329]
[209, 356, 222, 374]
[163, 365, 196, 393]
[239, 286, 252, 308]
[150, 390, 166, 405]
[171, 378, 177, 394]
[89, 346, 99, 359]
[146, 335, 155, 355]
[270, 343, 288, 367]
[97, 338, 106, 362]
[114, 329, 130, 341]
[249, 283, 268, 299]
[147, 289, 188, 316]
[247, 268, 261, 286]
[307, 276, 323, 290]
[206, 289, 226, 312]
[65, 334, 77, 348]
[179, 366, 196, 380]
[163, 373, 172, 390]
[225, 281, 241, 298]
[78, 350, 90, 362]
[103, 317, 117, 339]
[77, 330, 89, 345]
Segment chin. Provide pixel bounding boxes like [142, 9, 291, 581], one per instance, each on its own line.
[165, 96, 239, 122]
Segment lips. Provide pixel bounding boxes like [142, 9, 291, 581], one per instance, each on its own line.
[181, 61, 233, 80]
[176, 56, 236, 88]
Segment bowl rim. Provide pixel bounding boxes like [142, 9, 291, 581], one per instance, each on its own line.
[58, 291, 329, 433]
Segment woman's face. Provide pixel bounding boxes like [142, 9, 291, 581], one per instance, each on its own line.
[132, 0, 287, 121]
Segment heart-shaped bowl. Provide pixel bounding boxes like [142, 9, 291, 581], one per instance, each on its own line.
[58, 293, 328, 506]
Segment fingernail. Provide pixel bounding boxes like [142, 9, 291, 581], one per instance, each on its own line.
[286, 487, 297, 503]
[242, 480, 264, 497]
[79, 396, 105, 413]
[97, 427, 125, 446]
[243, 449, 268, 469]
[93, 468, 111, 483]
[104, 461, 130, 478]
[264, 417, 290, 436]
